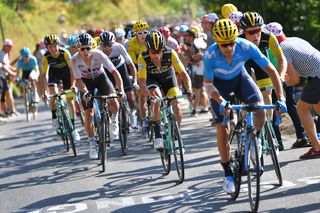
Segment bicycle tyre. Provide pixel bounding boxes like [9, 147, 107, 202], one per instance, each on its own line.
[62, 108, 76, 156]
[229, 120, 243, 200]
[148, 124, 154, 143]
[160, 126, 171, 175]
[171, 117, 185, 183]
[247, 130, 260, 213]
[265, 122, 283, 186]
[58, 111, 69, 152]
[119, 102, 128, 155]
[100, 113, 108, 172]
[24, 87, 30, 122]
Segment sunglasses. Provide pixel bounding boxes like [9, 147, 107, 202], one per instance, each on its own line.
[80, 47, 92, 51]
[149, 49, 162, 55]
[246, 28, 261, 35]
[220, 42, 236, 48]
[137, 30, 148, 36]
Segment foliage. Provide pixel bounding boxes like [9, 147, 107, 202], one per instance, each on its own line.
[199, 0, 320, 49]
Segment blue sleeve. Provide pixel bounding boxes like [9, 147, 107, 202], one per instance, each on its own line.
[203, 49, 215, 81]
[248, 42, 269, 69]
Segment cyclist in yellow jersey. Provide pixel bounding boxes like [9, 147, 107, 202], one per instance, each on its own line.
[138, 30, 193, 151]
[240, 12, 287, 118]
[128, 20, 149, 137]
[39, 33, 81, 141]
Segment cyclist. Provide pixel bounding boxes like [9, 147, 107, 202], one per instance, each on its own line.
[98, 31, 138, 128]
[39, 33, 81, 141]
[221, 3, 238, 18]
[240, 12, 287, 120]
[127, 20, 149, 136]
[16, 47, 40, 102]
[114, 28, 129, 46]
[265, 22, 320, 159]
[138, 30, 193, 151]
[71, 33, 124, 159]
[67, 35, 78, 56]
[203, 19, 286, 194]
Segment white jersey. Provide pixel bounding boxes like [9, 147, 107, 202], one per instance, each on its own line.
[71, 48, 116, 79]
[98, 42, 133, 68]
[0, 50, 10, 78]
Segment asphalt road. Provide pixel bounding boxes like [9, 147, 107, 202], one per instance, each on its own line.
[0, 101, 319, 213]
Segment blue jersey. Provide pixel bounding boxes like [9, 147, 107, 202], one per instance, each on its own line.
[204, 37, 269, 81]
[17, 55, 38, 72]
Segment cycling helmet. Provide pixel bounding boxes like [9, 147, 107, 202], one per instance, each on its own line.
[159, 26, 171, 38]
[44, 33, 59, 46]
[240, 12, 264, 30]
[133, 20, 149, 32]
[20, 47, 30, 57]
[212, 19, 238, 44]
[75, 33, 94, 47]
[99, 31, 116, 45]
[221, 3, 238, 18]
[114, 28, 126, 39]
[265, 22, 283, 36]
[68, 35, 77, 46]
[227, 11, 243, 26]
[179, 24, 189, 33]
[206, 13, 219, 23]
[94, 28, 104, 37]
[145, 30, 165, 51]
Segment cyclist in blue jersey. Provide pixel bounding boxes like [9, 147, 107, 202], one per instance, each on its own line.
[16, 47, 40, 102]
[203, 19, 287, 194]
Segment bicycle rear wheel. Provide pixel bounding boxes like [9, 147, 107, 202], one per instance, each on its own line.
[171, 118, 185, 183]
[62, 108, 76, 156]
[24, 87, 30, 122]
[265, 122, 282, 186]
[119, 102, 128, 155]
[247, 130, 260, 213]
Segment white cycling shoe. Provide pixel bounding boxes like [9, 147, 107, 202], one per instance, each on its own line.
[89, 145, 98, 160]
[154, 138, 164, 151]
[223, 176, 236, 194]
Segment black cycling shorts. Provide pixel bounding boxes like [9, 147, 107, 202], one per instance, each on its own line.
[22, 70, 32, 80]
[48, 69, 71, 90]
[0, 76, 9, 94]
[147, 71, 179, 96]
[105, 64, 132, 93]
[81, 72, 116, 110]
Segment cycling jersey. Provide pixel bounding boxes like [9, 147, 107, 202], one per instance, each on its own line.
[42, 48, 72, 89]
[241, 30, 283, 90]
[71, 48, 116, 79]
[204, 37, 269, 81]
[17, 55, 38, 72]
[167, 36, 180, 52]
[138, 47, 184, 96]
[127, 36, 147, 65]
[97, 43, 133, 68]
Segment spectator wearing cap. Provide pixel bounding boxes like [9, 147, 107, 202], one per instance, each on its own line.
[265, 22, 320, 159]
[227, 11, 243, 31]
[0, 39, 19, 118]
[184, 26, 209, 116]
[202, 13, 219, 47]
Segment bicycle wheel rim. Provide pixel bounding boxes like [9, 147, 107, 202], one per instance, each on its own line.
[171, 119, 185, 183]
[265, 123, 283, 186]
[247, 131, 260, 213]
[62, 108, 76, 157]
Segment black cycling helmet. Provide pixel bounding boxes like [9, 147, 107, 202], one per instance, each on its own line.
[99, 31, 116, 45]
[145, 30, 165, 51]
[75, 33, 93, 47]
[240, 12, 264, 30]
[44, 33, 60, 46]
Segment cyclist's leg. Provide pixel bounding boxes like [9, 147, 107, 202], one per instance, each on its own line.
[149, 85, 163, 150]
[28, 69, 40, 102]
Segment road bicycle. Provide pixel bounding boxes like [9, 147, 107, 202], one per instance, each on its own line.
[21, 79, 38, 122]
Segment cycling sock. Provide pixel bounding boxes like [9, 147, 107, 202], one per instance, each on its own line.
[111, 112, 118, 123]
[52, 110, 57, 119]
[221, 161, 233, 177]
[151, 120, 161, 138]
[88, 137, 96, 147]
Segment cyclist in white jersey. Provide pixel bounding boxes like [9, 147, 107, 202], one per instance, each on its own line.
[98, 31, 138, 128]
[71, 33, 124, 159]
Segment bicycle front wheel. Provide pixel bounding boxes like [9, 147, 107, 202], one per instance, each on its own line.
[171, 117, 185, 183]
[24, 87, 30, 122]
[119, 103, 128, 156]
[247, 130, 260, 213]
[99, 113, 108, 172]
[62, 108, 76, 157]
[265, 122, 282, 186]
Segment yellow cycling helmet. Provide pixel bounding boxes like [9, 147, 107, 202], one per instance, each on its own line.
[221, 3, 238, 18]
[133, 20, 149, 32]
[212, 19, 238, 44]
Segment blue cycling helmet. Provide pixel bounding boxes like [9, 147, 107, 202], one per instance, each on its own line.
[20, 47, 30, 57]
[68, 35, 77, 46]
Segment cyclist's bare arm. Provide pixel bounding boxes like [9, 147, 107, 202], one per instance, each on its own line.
[75, 78, 89, 94]
[262, 63, 285, 101]
[127, 62, 137, 83]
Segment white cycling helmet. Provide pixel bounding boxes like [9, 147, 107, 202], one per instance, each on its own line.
[227, 11, 243, 25]
[265, 22, 283, 36]
[206, 13, 219, 23]
[114, 28, 126, 39]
